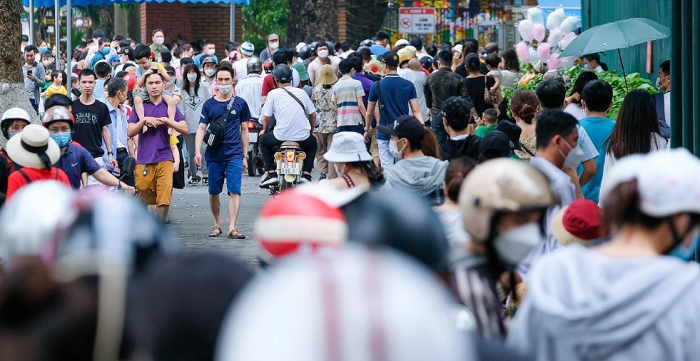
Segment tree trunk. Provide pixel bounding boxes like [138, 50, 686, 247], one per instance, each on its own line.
[0, 0, 41, 147]
[287, 0, 338, 46]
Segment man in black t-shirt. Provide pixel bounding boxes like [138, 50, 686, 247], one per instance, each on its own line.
[72, 69, 115, 185]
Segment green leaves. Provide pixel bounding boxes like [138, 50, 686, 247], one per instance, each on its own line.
[242, 0, 288, 49]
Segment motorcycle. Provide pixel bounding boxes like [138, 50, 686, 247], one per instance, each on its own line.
[268, 142, 306, 195]
[247, 120, 264, 176]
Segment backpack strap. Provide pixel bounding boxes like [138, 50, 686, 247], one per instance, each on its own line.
[17, 169, 31, 184]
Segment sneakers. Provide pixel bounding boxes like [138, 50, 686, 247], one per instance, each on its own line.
[260, 172, 279, 188]
[300, 173, 313, 183]
[202, 176, 208, 185]
[187, 175, 200, 185]
[319, 173, 327, 180]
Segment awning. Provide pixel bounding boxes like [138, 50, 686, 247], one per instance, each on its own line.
[25, 0, 248, 9]
[537, 0, 581, 30]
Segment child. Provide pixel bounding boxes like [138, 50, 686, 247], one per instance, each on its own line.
[475, 109, 498, 138]
[484, 54, 501, 97]
[311, 64, 338, 180]
[44, 71, 67, 98]
[132, 44, 177, 131]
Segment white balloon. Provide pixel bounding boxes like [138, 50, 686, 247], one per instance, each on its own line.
[547, 28, 564, 47]
[546, 7, 566, 30]
[518, 19, 535, 42]
[528, 47, 538, 65]
[558, 16, 579, 34]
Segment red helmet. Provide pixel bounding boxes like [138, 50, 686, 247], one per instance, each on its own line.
[42, 105, 74, 129]
[263, 59, 274, 74]
[123, 72, 137, 90]
[255, 190, 347, 261]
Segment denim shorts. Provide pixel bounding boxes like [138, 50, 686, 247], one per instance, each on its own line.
[207, 158, 243, 195]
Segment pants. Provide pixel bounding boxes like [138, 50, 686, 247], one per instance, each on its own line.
[377, 139, 394, 169]
[431, 112, 448, 147]
[135, 161, 174, 206]
[116, 148, 135, 187]
[87, 157, 104, 186]
[337, 125, 364, 134]
[315, 132, 337, 178]
[260, 132, 317, 174]
[29, 98, 39, 114]
[185, 133, 207, 178]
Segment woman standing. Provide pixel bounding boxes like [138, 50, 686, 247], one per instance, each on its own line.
[563, 71, 598, 120]
[510, 89, 540, 160]
[463, 55, 495, 133]
[311, 64, 338, 180]
[179, 63, 212, 185]
[498, 49, 523, 92]
[321, 132, 383, 190]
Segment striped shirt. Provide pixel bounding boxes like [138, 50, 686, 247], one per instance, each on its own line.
[331, 76, 365, 127]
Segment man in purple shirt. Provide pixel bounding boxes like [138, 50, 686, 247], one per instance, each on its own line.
[349, 56, 374, 108]
[128, 71, 188, 220]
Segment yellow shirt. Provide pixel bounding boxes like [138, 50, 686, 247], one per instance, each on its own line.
[45, 85, 67, 98]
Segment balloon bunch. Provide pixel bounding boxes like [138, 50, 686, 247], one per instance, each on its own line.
[515, 6, 579, 71]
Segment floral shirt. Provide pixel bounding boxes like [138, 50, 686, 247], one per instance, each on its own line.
[515, 136, 537, 161]
[311, 85, 337, 134]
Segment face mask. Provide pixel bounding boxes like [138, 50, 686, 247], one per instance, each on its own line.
[333, 163, 346, 176]
[187, 73, 197, 82]
[204, 68, 216, 78]
[318, 50, 329, 58]
[39, 47, 48, 53]
[207, 49, 216, 56]
[671, 229, 700, 261]
[218, 84, 232, 94]
[42, 60, 52, 67]
[389, 139, 404, 160]
[656, 75, 669, 91]
[558, 138, 585, 169]
[50, 132, 72, 147]
[494, 223, 542, 264]
[155, 37, 165, 45]
[102, 48, 111, 56]
[8, 132, 19, 139]
[269, 42, 279, 50]
[583, 64, 592, 70]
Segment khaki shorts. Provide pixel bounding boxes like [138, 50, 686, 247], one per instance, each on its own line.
[135, 161, 174, 206]
[370, 128, 379, 158]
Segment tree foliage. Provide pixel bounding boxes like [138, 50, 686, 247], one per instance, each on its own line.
[242, 0, 288, 49]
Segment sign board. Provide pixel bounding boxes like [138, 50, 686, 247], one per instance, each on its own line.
[398, 7, 436, 34]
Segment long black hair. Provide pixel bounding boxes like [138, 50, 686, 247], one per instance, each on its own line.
[501, 49, 520, 72]
[568, 71, 598, 105]
[605, 89, 663, 159]
[181, 63, 200, 95]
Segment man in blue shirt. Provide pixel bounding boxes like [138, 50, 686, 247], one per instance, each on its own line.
[90, 37, 112, 70]
[194, 66, 251, 240]
[103, 77, 136, 186]
[365, 51, 424, 168]
[579, 80, 615, 203]
[370, 30, 390, 57]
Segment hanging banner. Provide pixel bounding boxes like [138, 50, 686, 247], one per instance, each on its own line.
[399, 7, 436, 34]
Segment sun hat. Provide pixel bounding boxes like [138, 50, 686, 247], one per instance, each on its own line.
[317, 64, 338, 85]
[323, 132, 372, 163]
[241, 42, 254, 56]
[268, 34, 279, 41]
[405, 45, 417, 56]
[6, 124, 60, 169]
[551, 199, 602, 246]
[366, 59, 384, 76]
[397, 48, 413, 65]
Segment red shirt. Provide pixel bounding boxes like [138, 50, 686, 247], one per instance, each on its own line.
[262, 74, 303, 97]
[6, 167, 71, 201]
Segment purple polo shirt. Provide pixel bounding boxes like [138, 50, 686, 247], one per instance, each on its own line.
[128, 98, 185, 165]
[353, 72, 374, 108]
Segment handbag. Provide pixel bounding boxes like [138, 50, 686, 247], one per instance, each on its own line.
[204, 96, 236, 148]
[484, 76, 499, 105]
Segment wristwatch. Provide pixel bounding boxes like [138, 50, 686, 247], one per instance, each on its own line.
[244, 155, 249, 159]
[107, 151, 113, 155]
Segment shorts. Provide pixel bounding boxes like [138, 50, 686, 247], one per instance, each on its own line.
[137, 88, 172, 100]
[370, 128, 379, 158]
[207, 158, 243, 196]
[337, 124, 364, 134]
[377, 139, 394, 169]
[135, 161, 174, 206]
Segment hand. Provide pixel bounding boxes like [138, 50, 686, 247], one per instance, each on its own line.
[158, 117, 170, 125]
[108, 155, 118, 168]
[364, 130, 371, 143]
[173, 161, 179, 173]
[475, 117, 484, 126]
[145, 117, 163, 128]
[122, 184, 136, 195]
[242, 158, 248, 174]
[194, 153, 202, 167]
[453, 52, 463, 65]
[259, 129, 266, 136]
[111, 41, 119, 49]
[27, 73, 34, 81]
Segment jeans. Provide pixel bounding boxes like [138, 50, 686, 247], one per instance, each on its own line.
[431, 112, 448, 147]
[260, 132, 317, 174]
[337, 125, 364, 134]
[29, 98, 39, 114]
[377, 139, 394, 169]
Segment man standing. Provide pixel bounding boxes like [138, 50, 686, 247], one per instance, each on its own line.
[397, 49, 428, 124]
[260, 34, 280, 63]
[195, 41, 218, 68]
[127, 71, 188, 220]
[438, 96, 481, 161]
[150, 29, 169, 62]
[308, 42, 341, 87]
[23, 45, 46, 114]
[581, 53, 604, 73]
[93, 61, 111, 103]
[104, 77, 136, 186]
[235, 57, 265, 123]
[370, 30, 390, 57]
[194, 66, 250, 239]
[233, 42, 255, 82]
[89, 37, 112, 70]
[72, 69, 118, 184]
[653, 60, 671, 136]
[411, 37, 429, 59]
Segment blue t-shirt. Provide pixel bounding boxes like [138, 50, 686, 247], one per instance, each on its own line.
[368, 74, 418, 141]
[54, 143, 103, 189]
[369, 45, 388, 57]
[579, 116, 616, 203]
[199, 96, 251, 162]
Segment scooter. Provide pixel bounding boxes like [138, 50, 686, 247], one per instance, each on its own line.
[247, 120, 264, 176]
[268, 142, 306, 195]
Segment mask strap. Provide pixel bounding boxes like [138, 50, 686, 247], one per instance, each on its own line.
[664, 215, 700, 255]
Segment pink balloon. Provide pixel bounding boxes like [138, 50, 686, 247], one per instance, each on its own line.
[548, 53, 562, 69]
[558, 55, 576, 68]
[537, 43, 551, 62]
[516, 42, 529, 63]
[533, 23, 546, 42]
[559, 32, 577, 50]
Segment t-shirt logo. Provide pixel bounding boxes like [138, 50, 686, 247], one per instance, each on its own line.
[186, 96, 203, 111]
[230, 110, 236, 115]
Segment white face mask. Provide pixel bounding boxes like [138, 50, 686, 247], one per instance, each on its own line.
[187, 73, 197, 82]
[656, 75, 669, 91]
[204, 68, 216, 78]
[42, 60, 52, 67]
[389, 139, 404, 160]
[218, 84, 232, 94]
[559, 138, 585, 169]
[318, 50, 329, 58]
[207, 49, 216, 56]
[583, 63, 592, 70]
[155, 37, 165, 45]
[269, 42, 279, 50]
[493, 223, 542, 265]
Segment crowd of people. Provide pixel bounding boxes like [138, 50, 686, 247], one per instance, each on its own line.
[1, 25, 695, 361]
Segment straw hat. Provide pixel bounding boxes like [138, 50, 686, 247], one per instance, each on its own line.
[397, 48, 414, 65]
[365, 59, 384, 76]
[317, 64, 338, 85]
[6, 124, 60, 169]
[323, 132, 372, 163]
[551, 199, 602, 246]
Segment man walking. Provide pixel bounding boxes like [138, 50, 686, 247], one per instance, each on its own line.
[23, 45, 46, 114]
[235, 57, 265, 123]
[260, 34, 280, 63]
[194, 66, 251, 239]
[370, 30, 390, 56]
[308, 42, 341, 87]
[104, 77, 136, 186]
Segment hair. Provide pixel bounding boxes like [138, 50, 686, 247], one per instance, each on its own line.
[510, 89, 539, 124]
[407, 136, 423, 152]
[122, 48, 135, 61]
[285, 48, 297, 63]
[99, 37, 110, 46]
[51, 71, 67, 86]
[204, 40, 215, 46]
[107, 77, 127, 98]
[341, 41, 352, 52]
[605, 89, 662, 159]
[535, 109, 578, 149]
[225, 41, 237, 52]
[501, 49, 520, 72]
[126, 89, 134, 106]
[484, 54, 500, 69]
[601, 179, 666, 235]
[72, 50, 83, 62]
[78, 41, 87, 49]
[119, 39, 131, 49]
[426, 43, 438, 57]
[581, 79, 613, 112]
[180, 57, 194, 68]
[338, 58, 354, 74]
[465, 54, 481, 72]
[568, 71, 598, 104]
[45, 93, 73, 109]
[536, 80, 566, 110]
[444, 157, 476, 203]
[660, 60, 670, 75]
[78, 69, 96, 81]
[272, 50, 289, 66]
[115, 71, 128, 79]
[143, 71, 165, 83]
[181, 44, 193, 53]
[24, 44, 38, 54]
[421, 127, 442, 159]
[582, 53, 600, 64]
[182, 63, 201, 94]
[216, 65, 235, 79]
[41, 51, 53, 59]
[94, 62, 111, 78]
[349, 56, 363, 73]
[160, 51, 172, 63]
[152, 28, 164, 36]
[134, 44, 152, 60]
[483, 109, 498, 125]
[436, 50, 452, 67]
[375, 30, 390, 41]
[357, 47, 372, 62]
[172, 46, 184, 59]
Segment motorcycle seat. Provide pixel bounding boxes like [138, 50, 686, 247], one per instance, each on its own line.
[281, 141, 300, 147]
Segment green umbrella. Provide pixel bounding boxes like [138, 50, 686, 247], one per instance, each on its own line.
[559, 18, 670, 89]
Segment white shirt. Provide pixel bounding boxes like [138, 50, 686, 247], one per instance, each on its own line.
[564, 102, 587, 121]
[234, 57, 249, 81]
[594, 65, 604, 73]
[398, 67, 429, 121]
[262, 86, 316, 141]
[664, 92, 671, 127]
[235, 73, 265, 121]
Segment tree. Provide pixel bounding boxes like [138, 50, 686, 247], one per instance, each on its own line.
[0, 0, 41, 147]
[242, 0, 288, 50]
[287, 0, 338, 46]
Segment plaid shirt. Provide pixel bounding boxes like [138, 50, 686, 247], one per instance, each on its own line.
[424, 68, 474, 114]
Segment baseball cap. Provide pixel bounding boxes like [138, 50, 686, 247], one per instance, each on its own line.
[164, 65, 176, 74]
[496, 120, 522, 150]
[92, 29, 105, 39]
[109, 54, 120, 63]
[241, 41, 254, 56]
[118, 47, 132, 55]
[478, 130, 515, 160]
[268, 34, 279, 41]
[410, 37, 422, 49]
[377, 115, 425, 142]
[397, 48, 413, 65]
[200, 55, 217, 66]
[381, 51, 399, 67]
[551, 199, 602, 245]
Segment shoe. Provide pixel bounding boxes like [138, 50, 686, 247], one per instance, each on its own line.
[300, 174, 313, 183]
[260, 172, 279, 188]
[319, 173, 327, 180]
[187, 176, 199, 185]
[202, 176, 208, 185]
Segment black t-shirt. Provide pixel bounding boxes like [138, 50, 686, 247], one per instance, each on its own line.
[455, 63, 489, 78]
[72, 98, 112, 158]
[463, 75, 496, 118]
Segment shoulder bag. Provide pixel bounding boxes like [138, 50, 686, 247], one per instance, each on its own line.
[375, 79, 389, 126]
[484, 76, 499, 105]
[204, 96, 236, 148]
[282, 87, 308, 119]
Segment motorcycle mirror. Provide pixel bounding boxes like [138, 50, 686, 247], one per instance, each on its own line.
[121, 156, 136, 179]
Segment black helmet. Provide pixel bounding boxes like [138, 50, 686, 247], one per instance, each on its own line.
[263, 59, 274, 74]
[246, 56, 263, 73]
[324, 41, 335, 54]
[309, 41, 319, 55]
[271, 64, 292, 83]
[298, 45, 312, 60]
[360, 39, 373, 47]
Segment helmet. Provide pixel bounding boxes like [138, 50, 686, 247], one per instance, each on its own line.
[0, 180, 73, 269]
[246, 56, 263, 74]
[215, 246, 475, 361]
[420, 55, 434, 71]
[360, 39, 373, 47]
[324, 41, 335, 54]
[263, 59, 274, 74]
[297, 45, 312, 60]
[356, 45, 370, 54]
[308, 41, 319, 55]
[123, 72, 137, 90]
[42, 105, 75, 129]
[255, 190, 347, 261]
[459, 158, 557, 243]
[1, 107, 31, 139]
[271, 64, 293, 83]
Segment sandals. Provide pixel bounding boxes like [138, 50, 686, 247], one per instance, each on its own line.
[228, 229, 246, 239]
[209, 226, 222, 237]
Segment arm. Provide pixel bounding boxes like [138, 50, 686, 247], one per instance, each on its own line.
[92, 168, 131, 189]
[163, 117, 188, 135]
[364, 102, 376, 143]
[102, 125, 118, 168]
[578, 158, 597, 187]
[34, 66, 46, 86]
[357, 96, 367, 120]
[424, 80, 433, 112]
[240, 122, 249, 173]
[262, 115, 272, 134]
[490, 75, 500, 93]
[171, 143, 180, 172]
[410, 100, 424, 124]
[563, 167, 584, 199]
[128, 115, 148, 138]
[308, 112, 317, 133]
[194, 123, 207, 167]
[127, 138, 136, 157]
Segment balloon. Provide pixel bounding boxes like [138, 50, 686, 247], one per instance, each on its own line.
[516, 42, 529, 62]
[529, 7, 544, 24]
[537, 43, 551, 63]
[559, 55, 576, 68]
[559, 32, 577, 50]
[547, 28, 564, 47]
[546, 7, 565, 30]
[518, 19, 534, 42]
[559, 16, 579, 34]
[528, 47, 538, 65]
[533, 23, 546, 42]
[548, 53, 562, 69]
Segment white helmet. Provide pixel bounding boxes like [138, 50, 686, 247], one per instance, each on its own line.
[1, 107, 31, 139]
[215, 246, 475, 361]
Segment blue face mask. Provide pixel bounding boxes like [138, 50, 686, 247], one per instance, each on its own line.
[39, 47, 48, 53]
[50, 132, 72, 147]
[8, 132, 18, 139]
[671, 229, 700, 261]
[102, 48, 111, 56]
